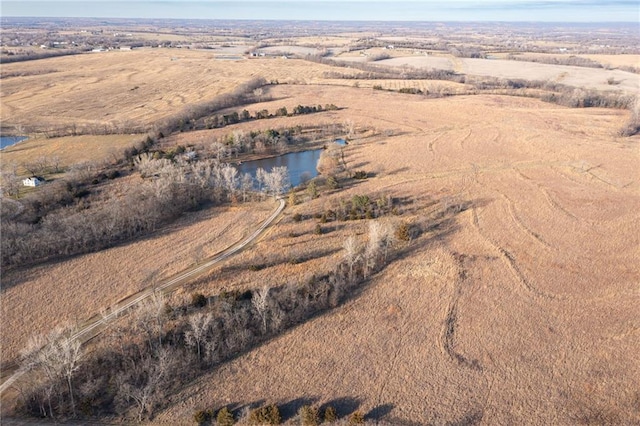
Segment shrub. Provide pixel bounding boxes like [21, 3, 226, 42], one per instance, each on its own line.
[191, 292, 207, 308]
[349, 411, 365, 425]
[217, 407, 235, 426]
[323, 406, 338, 423]
[352, 171, 368, 180]
[293, 213, 303, 222]
[395, 222, 411, 242]
[327, 176, 340, 189]
[299, 405, 319, 425]
[289, 190, 298, 206]
[314, 224, 323, 235]
[249, 404, 281, 425]
[194, 409, 213, 425]
[618, 101, 640, 137]
[307, 181, 319, 199]
[398, 87, 423, 94]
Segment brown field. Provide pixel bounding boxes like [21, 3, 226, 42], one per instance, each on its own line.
[0, 49, 347, 131]
[377, 56, 639, 93]
[0, 134, 143, 174]
[492, 52, 640, 69]
[144, 87, 638, 425]
[582, 54, 640, 69]
[1, 30, 639, 424]
[333, 51, 640, 93]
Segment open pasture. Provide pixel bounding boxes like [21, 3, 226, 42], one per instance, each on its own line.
[146, 86, 640, 424]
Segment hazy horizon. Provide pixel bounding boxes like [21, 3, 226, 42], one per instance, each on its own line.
[2, 0, 638, 22]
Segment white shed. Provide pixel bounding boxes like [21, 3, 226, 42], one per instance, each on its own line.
[22, 177, 44, 187]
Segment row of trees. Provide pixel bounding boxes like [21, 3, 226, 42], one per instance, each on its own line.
[305, 53, 463, 82]
[202, 103, 339, 130]
[193, 401, 366, 425]
[505, 53, 604, 69]
[1, 155, 289, 267]
[208, 123, 346, 160]
[153, 77, 268, 137]
[16, 218, 409, 421]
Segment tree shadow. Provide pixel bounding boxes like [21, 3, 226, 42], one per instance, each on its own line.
[386, 166, 411, 175]
[446, 409, 484, 426]
[233, 399, 266, 418]
[279, 396, 318, 422]
[320, 396, 361, 418]
[349, 161, 371, 170]
[367, 403, 395, 421]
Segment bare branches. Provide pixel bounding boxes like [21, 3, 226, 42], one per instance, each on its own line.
[343, 236, 362, 284]
[184, 312, 213, 360]
[252, 286, 271, 334]
[19, 326, 84, 418]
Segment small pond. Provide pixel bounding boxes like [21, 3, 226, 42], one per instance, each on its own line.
[237, 139, 347, 188]
[0, 136, 27, 150]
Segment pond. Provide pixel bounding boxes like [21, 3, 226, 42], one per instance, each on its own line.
[237, 148, 324, 188]
[237, 139, 347, 188]
[0, 136, 27, 150]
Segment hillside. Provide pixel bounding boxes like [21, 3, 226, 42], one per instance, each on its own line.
[151, 90, 640, 424]
[1, 27, 638, 424]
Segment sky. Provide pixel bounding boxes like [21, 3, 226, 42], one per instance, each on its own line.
[1, 0, 638, 22]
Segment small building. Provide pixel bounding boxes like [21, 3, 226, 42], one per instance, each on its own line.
[22, 176, 44, 187]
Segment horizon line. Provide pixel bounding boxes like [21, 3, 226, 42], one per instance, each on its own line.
[1, 16, 637, 24]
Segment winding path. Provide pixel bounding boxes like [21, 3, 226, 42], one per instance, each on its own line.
[0, 198, 285, 395]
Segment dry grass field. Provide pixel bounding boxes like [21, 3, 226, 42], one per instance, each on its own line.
[333, 51, 639, 93]
[1, 29, 639, 424]
[0, 49, 347, 131]
[582, 54, 640, 69]
[377, 56, 639, 93]
[145, 87, 639, 425]
[0, 134, 143, 174]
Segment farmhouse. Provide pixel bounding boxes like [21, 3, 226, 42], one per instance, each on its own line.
[22, 176, 44, 187]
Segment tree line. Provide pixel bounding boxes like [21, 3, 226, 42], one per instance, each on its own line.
[1, 153, 289, 268]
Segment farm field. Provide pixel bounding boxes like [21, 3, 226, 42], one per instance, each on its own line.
[364, 55, 639, 93]
[0, 49, 343, 132]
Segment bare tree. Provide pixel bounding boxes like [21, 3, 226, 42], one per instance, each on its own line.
[20, 326, 84, 418]
[210, 141, 228, 159]
[116, 347, 172, 422]
[58, 334, 83, 417]
[343, 235, 362, 283]
[240, 172, 254, 202]
[364, 221, 383, 278]
[221, 164, 238, 200]
[134, 292, 167, 350]
[256, 167, 267, 198]
[185, 312, 213, 360]
[232, 130, 246, 154]
[343, 119, 356, 139]
[252, 286, 271, 334]
[262, 166, 289, 198]
[1, 165, 21, 197]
